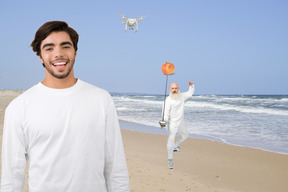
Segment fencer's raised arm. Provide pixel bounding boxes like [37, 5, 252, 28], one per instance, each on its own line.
[181, 82, 195, 101]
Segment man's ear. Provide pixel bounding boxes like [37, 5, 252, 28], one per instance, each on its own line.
[39, 55, 44, 63]
[39, 55, 45, 68]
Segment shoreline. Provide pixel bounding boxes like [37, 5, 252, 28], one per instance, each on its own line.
[119, 120, 288, 155]
[1, 90, 287, 154]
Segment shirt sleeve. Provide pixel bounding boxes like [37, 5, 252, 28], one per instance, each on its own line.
[103, 95, 130, 192]
[1, 101, 27, 191]
[182, 84, 195, 101]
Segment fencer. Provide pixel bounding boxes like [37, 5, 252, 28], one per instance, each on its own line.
[162, 81, 195, 169]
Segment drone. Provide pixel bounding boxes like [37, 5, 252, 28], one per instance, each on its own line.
[119, 13, 147, 32]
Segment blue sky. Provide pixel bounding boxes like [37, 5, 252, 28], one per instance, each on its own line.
[0, 0, 287, 95]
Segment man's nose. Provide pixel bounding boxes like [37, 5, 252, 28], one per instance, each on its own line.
[54, 47, 64, 58]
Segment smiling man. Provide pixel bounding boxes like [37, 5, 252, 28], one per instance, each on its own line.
[1, 21, 130, 192]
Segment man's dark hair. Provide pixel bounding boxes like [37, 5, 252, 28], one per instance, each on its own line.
[31, 21, 79, 56]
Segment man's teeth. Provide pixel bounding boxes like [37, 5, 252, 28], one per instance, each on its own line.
[54, 62, 66, 66]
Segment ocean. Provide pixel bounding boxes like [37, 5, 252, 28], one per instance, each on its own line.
[112, 93, 288, 154]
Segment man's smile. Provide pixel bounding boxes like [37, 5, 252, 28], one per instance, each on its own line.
[52, 60, 68, 66]
[50, 60, 69, 71]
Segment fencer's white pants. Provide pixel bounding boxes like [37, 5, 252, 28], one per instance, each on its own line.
[167, 125, 189, 159]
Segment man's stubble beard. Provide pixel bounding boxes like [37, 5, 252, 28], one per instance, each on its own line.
[43, 59, 75, 79]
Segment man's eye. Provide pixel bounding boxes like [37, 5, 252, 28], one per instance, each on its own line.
[45, 48, 52, 51]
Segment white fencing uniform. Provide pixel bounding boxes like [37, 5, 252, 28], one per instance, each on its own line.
[163, 84, 195, 159]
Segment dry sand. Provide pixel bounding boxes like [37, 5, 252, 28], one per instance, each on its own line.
[122, 129, 288, 192]
[1, 90, 288, 192]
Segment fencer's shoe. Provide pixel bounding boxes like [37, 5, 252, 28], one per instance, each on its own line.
[168, 159, 174, 169]
[173, 147, 183, 152]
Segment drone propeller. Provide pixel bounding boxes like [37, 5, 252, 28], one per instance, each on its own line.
[118, 13, 127, 19]
[138, 15, 148, 20]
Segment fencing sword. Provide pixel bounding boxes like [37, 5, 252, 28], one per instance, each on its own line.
[159, 62, 175, 128]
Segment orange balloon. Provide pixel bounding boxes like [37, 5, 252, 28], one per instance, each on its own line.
[161, 62, 175, 75]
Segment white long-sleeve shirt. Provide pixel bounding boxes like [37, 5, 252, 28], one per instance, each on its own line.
[163, 84, 195, 129]
[1, 80, 130, 192]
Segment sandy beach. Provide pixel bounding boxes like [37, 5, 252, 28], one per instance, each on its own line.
[1, 90, 288, 192]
